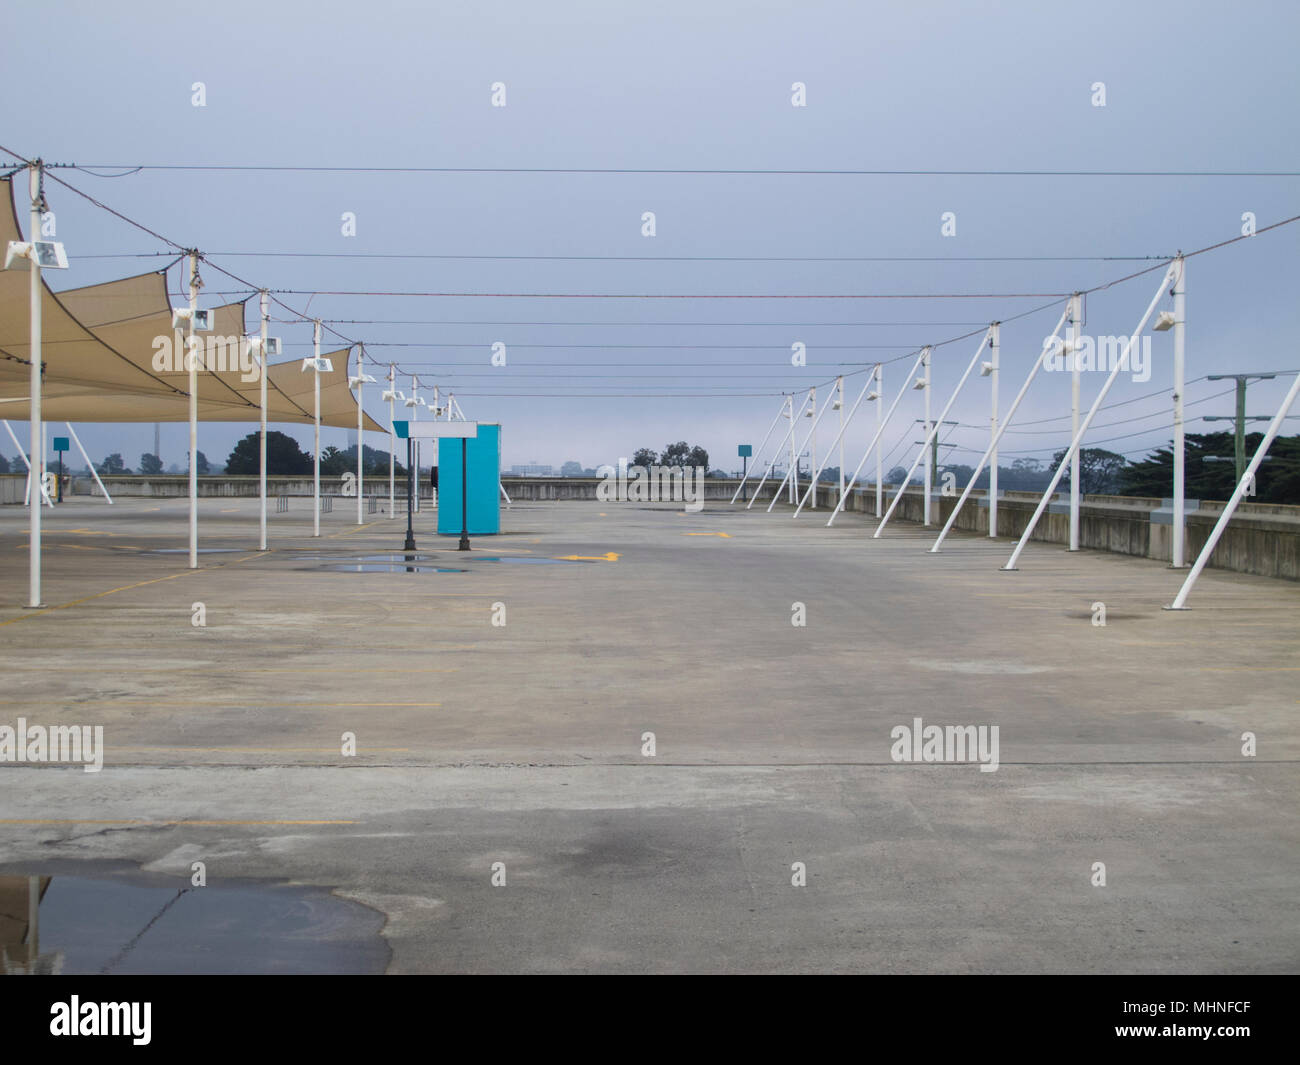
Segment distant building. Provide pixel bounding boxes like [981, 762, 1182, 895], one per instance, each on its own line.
[509, 464, 554, 477]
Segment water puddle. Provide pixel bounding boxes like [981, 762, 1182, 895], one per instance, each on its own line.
[0, 868, 388, 975]
[316, 564, 467, 574]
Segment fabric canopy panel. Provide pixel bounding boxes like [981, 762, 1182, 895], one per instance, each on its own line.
[0, 177, 383, 432]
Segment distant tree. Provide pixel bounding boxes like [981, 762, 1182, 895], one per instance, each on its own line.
[685, 445, 709, 472]
[139, 452, 164, 475]
[98, 453, 129, 475]
[560, 461, 584, 477]
[319, 446, 347, 475]
[196, 451, 213, 475]
[661, 441, 691, 467]
[631, 448, 658, 468]
[1120, 432, 1300, 505]
[225, 431, 313, 475]
[1053, 447, 1127, 495]
[1012, 457, 1042, 474]
[0, 453, 9, 474]
[818, 465, 840, 484]
[887, 465, 909, 485]
[582, 467, 596, 476]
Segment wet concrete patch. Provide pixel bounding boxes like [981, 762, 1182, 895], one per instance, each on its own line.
[0, 866, 388, 975]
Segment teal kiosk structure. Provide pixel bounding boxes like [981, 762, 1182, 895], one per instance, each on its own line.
[438, 423, 501, 536]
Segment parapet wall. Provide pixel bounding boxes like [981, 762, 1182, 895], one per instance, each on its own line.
[17, 472, 1299, 581]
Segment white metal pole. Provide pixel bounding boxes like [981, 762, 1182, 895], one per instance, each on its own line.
[837, 375, 845, 505]
[768, 387, 834, 513]
[411, 376, 421, 514]
[65, 423, 111, 503]
[1171, 257, 1187, 567]
[356, 346, 364, 526]
[5, 419, 54, 507]
[258, 290, 268, 551]
[875, 365, 883, 517]
[988, 322, 1000, 537]
[1167, 370, 1300, 609]
[875, 331, 989, 537]
[313, 319, 321, 538]
[1068, 293, 1082, 550]
[1004, 267, 1175, 570]
[827, 348, 928, 527]
[810, 386, 818, 509]
[387, 364, 395, 517]
[922, 347, 932, 525]
[747, 394, 805, 509]
[729, 396, 787, 504]
[187, 251, 199, 569]
[931, 304, 1070, 552]
[789, 391, 799, 505]
[28, 163, 42, 605]
[795, 375, 875, 516]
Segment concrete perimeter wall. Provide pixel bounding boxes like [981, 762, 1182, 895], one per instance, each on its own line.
[12, 472, 1297, 581]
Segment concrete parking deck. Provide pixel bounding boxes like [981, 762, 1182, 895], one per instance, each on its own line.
[0, 497, 1297, 972]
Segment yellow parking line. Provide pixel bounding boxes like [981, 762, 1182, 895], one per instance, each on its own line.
[0, 819, 358, 826]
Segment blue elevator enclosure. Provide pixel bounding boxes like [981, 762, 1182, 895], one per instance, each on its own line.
[437, 423, 501, 535]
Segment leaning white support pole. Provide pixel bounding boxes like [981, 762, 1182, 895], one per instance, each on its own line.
[356, 346, 365, 526]
[795, 375, 875, 516]
[789, 390, 800, 505]
[1171, 257, 1187, 567]
[187, 251, 199, 570]
[1068, 294, 1083, 551]
[4, 419, 54, 506]
[768, 387, 834, 512]
[747, 394, 804, 510]
[729, 396, 787, 504]
[258, 290, 268, 551]
[931, 304, 1070, 552]
[27, 163, 43, 605]
[65, 423, 111, 504]
[875, 331, 989, 537]
[1167, 369, 1300, 609]
[827, 348, 928, 527]
[1004, 267, 1175, 570]
[313, 320, 321, 538]
[988, 323, 999, 537]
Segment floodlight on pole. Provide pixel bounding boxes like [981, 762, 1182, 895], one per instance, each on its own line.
[302, 320, 324, 536]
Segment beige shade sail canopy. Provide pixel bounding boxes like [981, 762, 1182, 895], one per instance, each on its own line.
[0, 176, 384, 432]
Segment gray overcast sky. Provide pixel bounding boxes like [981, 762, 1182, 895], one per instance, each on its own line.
[3, 0, 1298, 474]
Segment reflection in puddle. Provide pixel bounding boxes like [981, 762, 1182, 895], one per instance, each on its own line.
[0, 871, 387, 975]
[315, 564, 467, 574]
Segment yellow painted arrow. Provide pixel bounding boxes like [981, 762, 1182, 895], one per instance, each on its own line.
[557, 552, 621, 561]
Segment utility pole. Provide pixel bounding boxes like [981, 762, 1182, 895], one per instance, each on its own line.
[1206, 373, 1278, 484]
[921, 347, 932, 525]
[1067, 293, 1083, 551]
[258, 290, 269, 551]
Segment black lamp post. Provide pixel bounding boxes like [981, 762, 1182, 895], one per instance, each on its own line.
[458, 437, 471, 551]
[404, 436, 417, 552]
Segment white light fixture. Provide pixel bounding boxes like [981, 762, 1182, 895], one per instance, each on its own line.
[403, 394, 424, 408]
[348, 372, 378, 389]
[381, 388, 405, 402]
[301, 356, 333, 373]
[4, 240, 69, 271]
[979, 361, 994, 377]
[1153, 310, 1176, 332]
[172, 307, 214, 331]
[866, 390, 880, 401]
[912, 377, 927, 390]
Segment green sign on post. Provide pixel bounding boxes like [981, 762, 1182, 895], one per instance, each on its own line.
[53, 437, 69, 452]
[52, 437, 69, 504]
[738, 444, 752, 457]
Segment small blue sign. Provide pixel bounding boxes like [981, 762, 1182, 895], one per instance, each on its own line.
[52, 436, 70, 452]
[738, 444, 752, 457]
